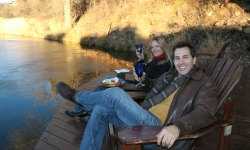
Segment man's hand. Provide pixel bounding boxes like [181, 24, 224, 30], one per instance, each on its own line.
[156, 125, 180, 148]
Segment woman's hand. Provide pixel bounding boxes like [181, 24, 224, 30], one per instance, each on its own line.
[133, 71, 139, 81]
[141, 72, 146, 82]
[133, 71, 146, 81]
[136, 49, 144, 60]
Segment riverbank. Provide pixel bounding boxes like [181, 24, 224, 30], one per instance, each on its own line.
[0, 0, 250, 65]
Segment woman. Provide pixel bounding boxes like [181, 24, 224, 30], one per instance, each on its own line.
[133, 35, 173, 82]
[65, 35, 173, 119]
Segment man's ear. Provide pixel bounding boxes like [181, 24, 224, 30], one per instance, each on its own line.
[193, 56, 197, 65]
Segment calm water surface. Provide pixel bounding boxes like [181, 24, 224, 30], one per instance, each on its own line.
[0, 36, 127, 149]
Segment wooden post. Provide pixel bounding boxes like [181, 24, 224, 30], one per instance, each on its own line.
[218, 98, 234, 150]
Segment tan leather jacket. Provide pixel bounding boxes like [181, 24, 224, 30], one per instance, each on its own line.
[141, 68, 218, 149]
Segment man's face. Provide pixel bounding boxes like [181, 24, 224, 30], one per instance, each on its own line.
[173, 46, 196, 77]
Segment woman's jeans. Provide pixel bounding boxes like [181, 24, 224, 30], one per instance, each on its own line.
[74, 87, 162, 150]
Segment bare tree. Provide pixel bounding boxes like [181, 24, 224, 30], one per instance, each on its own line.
[64, 0, 71, 29]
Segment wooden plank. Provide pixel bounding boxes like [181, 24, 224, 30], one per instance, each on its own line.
[204, 59, 219, 76]
[49, 118, 85, 135]
[37, 130, 79, 150]
[44, 123, 82, 146]
[35, 140, 59, 150]
[60, 101, 76, 110]
[53, 111, 87, 129]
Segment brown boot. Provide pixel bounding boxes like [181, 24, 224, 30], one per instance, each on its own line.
[56, 82, 82, 106]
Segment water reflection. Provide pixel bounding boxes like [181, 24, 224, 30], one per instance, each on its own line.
[0, 36, 132, 149]
[4, 112, 48, 150]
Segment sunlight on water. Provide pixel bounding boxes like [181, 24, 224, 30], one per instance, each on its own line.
[0, 36, 132, 149]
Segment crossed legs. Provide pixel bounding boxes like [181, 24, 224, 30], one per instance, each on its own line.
[57, 82, 161, 150]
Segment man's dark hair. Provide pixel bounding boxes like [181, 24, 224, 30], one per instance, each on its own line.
[172, 41, 196, 59]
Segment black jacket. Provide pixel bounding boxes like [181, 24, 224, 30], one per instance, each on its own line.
[137, 58, 172, 79]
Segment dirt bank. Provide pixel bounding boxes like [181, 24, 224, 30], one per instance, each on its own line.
[0, 0, 250, 65]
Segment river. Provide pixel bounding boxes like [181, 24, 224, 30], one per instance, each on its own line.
[0, 36, 129, 149]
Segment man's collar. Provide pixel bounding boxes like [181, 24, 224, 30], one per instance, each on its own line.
[191, 68, 204, 80]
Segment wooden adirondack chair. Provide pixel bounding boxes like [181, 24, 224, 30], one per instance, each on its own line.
[118, 58, 243, 150]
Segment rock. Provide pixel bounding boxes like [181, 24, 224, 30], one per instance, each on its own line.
[237, 18, 248, 25]
[176, 20, 187, 27]
[243, 24, 249, 28]
[243, 27, 250, 34]
[235, 11, 241, 17]
[207, 11, 213, 17]
[225, 20, 236, 26]
[91, 33, 96, 37]
[214, 21, 224, 27]
[234, 26, 242, 31]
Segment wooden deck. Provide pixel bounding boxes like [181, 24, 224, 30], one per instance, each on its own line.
[35, 68, 250, 150]
[34, 72, 125, 150]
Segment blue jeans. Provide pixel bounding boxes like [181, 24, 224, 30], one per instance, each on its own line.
[73, 76, 126, 114]
[74, 87, 162, 150]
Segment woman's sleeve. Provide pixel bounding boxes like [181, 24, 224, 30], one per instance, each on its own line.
[153, 61, 172, 79]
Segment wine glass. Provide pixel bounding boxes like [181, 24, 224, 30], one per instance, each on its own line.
[135, 43, 143, 54]
[133, 63, 145, 87]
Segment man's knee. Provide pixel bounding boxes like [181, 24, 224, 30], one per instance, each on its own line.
[91, 105, 106, 114]
[91, 105, 114, 116]
[105, 87, 123, 92]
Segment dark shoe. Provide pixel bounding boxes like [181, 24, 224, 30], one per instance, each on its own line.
[65, 110, 75, 117]
[56, 81, 82, 106]
[65, 110, 91, 119]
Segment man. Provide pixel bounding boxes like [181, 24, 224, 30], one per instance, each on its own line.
[57, 41, 218, 150]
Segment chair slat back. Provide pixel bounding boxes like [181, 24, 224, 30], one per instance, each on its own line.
[217, 65, 242, 109]
[214, 39, 232, 59]
[196, 39, 232, 72]
[203, 58, 242, 110]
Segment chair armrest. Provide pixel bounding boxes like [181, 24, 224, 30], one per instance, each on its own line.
[178, 119, 233, 140]
[118, 119, 234, 145]
[126, 91, 147, 100]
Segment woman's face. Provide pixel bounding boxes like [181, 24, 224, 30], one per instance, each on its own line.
[150, 40, 164, 57]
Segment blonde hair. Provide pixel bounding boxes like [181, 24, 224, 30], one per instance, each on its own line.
[148, 35, 173, 67]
